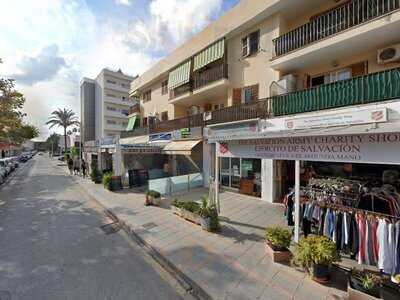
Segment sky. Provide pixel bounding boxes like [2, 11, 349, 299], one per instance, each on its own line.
[0, 0, 240, 140]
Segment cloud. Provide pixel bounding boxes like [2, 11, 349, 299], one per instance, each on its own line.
[11, 45, 66, 85]
[114, 0, 131, 5]
[123, 0, 223, 53]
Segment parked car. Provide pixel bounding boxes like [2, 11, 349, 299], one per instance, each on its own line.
[0, 159, 11, 176]
[0, 167, 6, 184]
[5, 158, 15, 172]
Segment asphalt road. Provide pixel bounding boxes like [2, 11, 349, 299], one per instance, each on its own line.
[0, 155, 183, 300]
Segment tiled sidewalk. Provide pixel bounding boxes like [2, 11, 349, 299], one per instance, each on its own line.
[62, 164, 347, 300]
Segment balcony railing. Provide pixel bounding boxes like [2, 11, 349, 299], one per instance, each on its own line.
[273, 0, 400, 57]
[150, 114, 204, 133]
[120, 126, 149, 138]
[207, 99, 271, 125]
[272, 67, 400, 116]
[169, 83, 191, 99]
[193, 64, 227, 90]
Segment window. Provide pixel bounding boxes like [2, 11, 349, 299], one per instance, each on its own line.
[121, 109, 129, 116]
[107, 120, 116, 124]
[121, 83, 128, 88]
[161, 80, 168, 95]
[311, 68, 352, 87]
[107, 79, 116, 84]
[243, 84, 259, 104]
[122, 122, 128, 126]
[106, 93, 116, 98]
[214, 104, 224, 110]
[142, 90, 151, 102]
[161, 111, 168, 121]
[242, 30, 260, 57]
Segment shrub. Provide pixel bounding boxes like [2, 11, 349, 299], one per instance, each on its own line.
[102, 172, 112, 189]
[90, 161, 98, 181]
[265, 226, 292, 250]
[291, 235, 340, 273]
[351, 269, 381, 291]
[146, 190, 161, 198]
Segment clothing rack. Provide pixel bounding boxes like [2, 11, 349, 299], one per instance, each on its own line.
[301, 187, 360, 205]
[310, 200, 400, 220]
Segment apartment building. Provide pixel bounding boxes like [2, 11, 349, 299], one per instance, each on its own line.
[80, 68, 136, 143]
[121, 0, 400, 225]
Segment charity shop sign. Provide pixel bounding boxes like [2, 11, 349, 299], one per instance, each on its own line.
[218, 133, 400, 164]
[284, 108, 387, 130]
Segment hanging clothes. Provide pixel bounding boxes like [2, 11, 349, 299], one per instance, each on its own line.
[335, 212, 343, 250]
[349, 214, 359, 259]
[388, 223, 396, 275]
[395, 221, 400, 275]
[357, 213, 367, 265]
[377, 219, 391, 274]
[284, 191, 294, 226]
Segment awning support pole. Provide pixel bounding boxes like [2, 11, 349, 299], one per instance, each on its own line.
[294, 160, 300, 243]
[215, 142, 220, 213]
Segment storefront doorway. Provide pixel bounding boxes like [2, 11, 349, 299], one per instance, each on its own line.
[219, 157, 261, 197]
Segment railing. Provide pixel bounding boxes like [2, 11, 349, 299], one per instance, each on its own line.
[120, 126, 149, 138]
[193, 64, 227, 90]
[273, 0, 400, 57]
[150, 113, 204, 133]
[272, 68, 400, 116]
[207, 99, 271, 125]
[169, 83, 191, 99]
[129, 105, 140, 114]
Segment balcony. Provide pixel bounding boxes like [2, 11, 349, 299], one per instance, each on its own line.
[120, 126, 149, 138]
[169, 83, 191, 100]
[150, 114, 204, 133]
[274, 0, 400, 58]
[272, 67, 400, 116]
[193, 63, 227, 90]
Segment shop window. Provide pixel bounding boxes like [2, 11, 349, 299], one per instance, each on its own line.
[243, 84, 259, 103]
[161, 111, 168, 121]
[161, 80, 168, 95]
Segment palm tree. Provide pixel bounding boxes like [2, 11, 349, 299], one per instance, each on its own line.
[46, 108, 80, 152]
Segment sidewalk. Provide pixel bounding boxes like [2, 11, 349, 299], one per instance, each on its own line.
[63, 165, 347, 299]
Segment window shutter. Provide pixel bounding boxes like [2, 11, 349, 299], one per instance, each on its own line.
[351, 61, 368, 77]
[204, 103, 212, 112]
[232, 88, 242, 105]
[241, 37, 248, 57]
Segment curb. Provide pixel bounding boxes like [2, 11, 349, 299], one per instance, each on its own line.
[55, 160, 212, 300]
[104, 208, 212, 300]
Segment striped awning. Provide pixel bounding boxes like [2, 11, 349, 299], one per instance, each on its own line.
[162, 139, 202, 155]
[193, 39, 225, 71]
[125, 115, 137, 131]
[168, 60, 191, 90]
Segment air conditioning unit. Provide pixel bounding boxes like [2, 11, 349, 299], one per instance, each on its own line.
[377, 44, 400, 64]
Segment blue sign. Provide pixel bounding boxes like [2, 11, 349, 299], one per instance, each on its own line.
[149, 133, 172, 142]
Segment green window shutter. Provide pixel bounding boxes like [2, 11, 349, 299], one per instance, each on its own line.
[126, 116, 137, 131]
[193, 39, 225, 71]
[168, 60, 191, 90]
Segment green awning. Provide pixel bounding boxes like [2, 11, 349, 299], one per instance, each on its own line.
[126, 115, 137, 131]
[168, 60, 191, 90]
[193, 39, 225, 71]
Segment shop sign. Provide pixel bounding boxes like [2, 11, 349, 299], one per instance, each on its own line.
[122, 146, 162, 154]
[283, 108, 387, 130]
[149, 133, 172, 142]
[206, 121, 259, 141]
[218, 133, 400, 164]
[172, 127, 202, 140]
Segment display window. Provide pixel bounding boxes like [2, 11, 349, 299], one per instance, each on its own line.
[219, 157, 261, 197]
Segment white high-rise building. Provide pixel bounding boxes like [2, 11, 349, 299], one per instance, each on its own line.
[80, 68, 136, 143]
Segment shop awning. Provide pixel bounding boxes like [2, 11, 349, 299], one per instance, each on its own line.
[168, 60, 191, 90]
[193, 39, 225, 71]
[125, 116, 137, 131]
[120, 135, 149, 145]
[162, 139, 202, 155]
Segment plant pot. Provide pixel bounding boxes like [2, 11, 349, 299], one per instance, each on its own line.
[181, 209, 201, 225]
[200, 217, 211, 231]
[265, 242, 291, 263]
[380, 281, 400, 300]
[348, 274, 381, 299]
[152, 197, 161, 206]
[312, 264, 330, 283]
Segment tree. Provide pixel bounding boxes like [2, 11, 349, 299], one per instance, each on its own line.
[45, 133, 60, 154]
[0, 63, 25, 140]
[46, 108, 80, 152]
[8, 124, 39, 144]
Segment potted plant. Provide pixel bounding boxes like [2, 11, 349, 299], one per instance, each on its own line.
[102, 172, 112, 190]
[265, 226, 292, 263]
[291, 235, 340, 283]
[198, 196, 212, 231]
[90, 162, 102, 183]
[145, 190, 161, 206]
[348, 269, 381, 300]
[180, 201, 201, 224]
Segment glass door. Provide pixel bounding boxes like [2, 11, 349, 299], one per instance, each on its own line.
[230, 158, 241, 189]
[220, 157, 230, 187]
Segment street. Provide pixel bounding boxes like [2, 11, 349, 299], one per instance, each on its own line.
[0, 155, 183, 300]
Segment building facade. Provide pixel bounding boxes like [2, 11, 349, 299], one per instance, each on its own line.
[80, 68, 136, 143]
